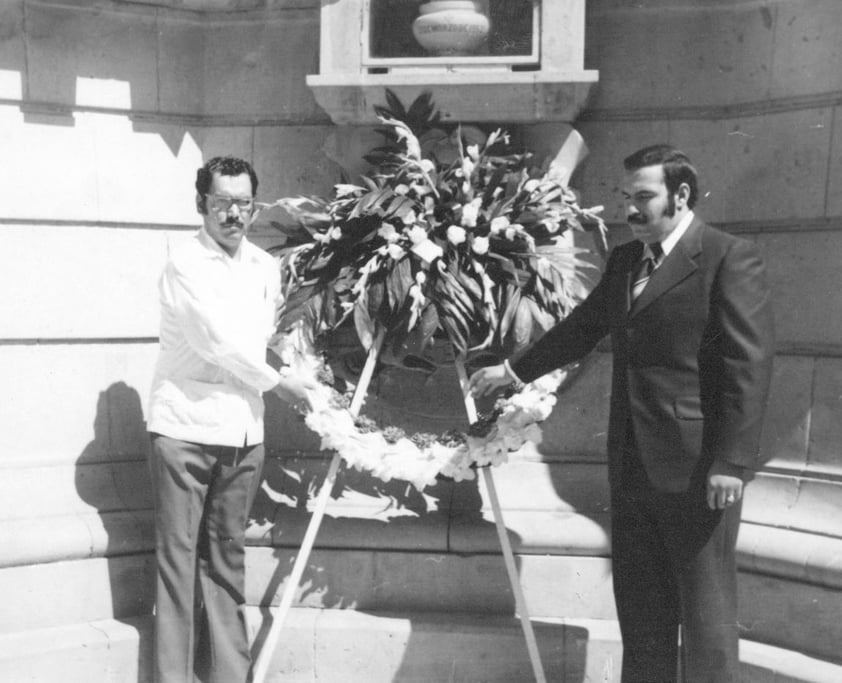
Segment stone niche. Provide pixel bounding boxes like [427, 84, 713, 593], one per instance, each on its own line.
[306, 0, 598, 124]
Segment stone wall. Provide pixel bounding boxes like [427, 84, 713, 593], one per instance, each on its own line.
[0, 0, 840, 679]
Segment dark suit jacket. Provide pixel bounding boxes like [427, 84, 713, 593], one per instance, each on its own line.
[513, 217, 775, 493]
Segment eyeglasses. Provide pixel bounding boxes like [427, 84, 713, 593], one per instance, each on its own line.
[206, 194, 254, 212]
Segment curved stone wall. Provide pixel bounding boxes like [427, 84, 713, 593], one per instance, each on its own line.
[0, 0, 840, 680]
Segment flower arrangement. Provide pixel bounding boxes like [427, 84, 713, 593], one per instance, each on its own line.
[264, 90, 606, 488]
[268, 91, 605, 362]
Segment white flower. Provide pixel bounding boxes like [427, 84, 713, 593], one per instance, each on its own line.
[484, 129, 509, 149]
[387, 243, 406, 260]
[378, 223, 398, 242]
[466, 144, 480, 161]
[394, 184, 410, 196]
[407, 225, 428, 245]
[335, 183, 364, 197]
[401, 209, 417, 226]
[504, 223, 523, 241]
[419, 159, 435, 174]
[415, 271, 427, 286]
[462, 156, 475, 178]
[490, 216, 510, 234]
[447, 225, 467, 246]
[471, 235, 489, 255]
[461, 198, 482, 228]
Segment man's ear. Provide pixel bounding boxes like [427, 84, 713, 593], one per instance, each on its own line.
[676, 182, 691, 209]
[196, 193, 207, 215]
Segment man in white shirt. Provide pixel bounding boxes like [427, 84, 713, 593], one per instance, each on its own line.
[147, 156, 313, 683]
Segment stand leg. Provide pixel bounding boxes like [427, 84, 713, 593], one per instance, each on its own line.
[483, 467, 547, 683]
[250, 451, 341, 683]
[455, 359, 547, 683]
[251, 328, 385, 683]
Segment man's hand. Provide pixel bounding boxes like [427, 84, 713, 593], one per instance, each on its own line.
[273, 376, 316, 414]
[706, 460, 745, 510]
[468, 364, 513, 398]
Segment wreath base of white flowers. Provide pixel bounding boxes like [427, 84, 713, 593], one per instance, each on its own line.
[274, 325, 569, 491]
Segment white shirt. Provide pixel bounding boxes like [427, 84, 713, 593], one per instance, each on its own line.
[147, 228, 282, 447]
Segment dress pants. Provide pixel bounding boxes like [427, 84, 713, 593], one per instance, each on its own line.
[149, 433, 265, 683]
[611, 438, 742, 683]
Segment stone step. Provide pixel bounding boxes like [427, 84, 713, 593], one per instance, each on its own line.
[0, 616, 151, 683]
[1, 610, 839, 683]
[5, 546, 842, 666]
[247, 609, 620, 683]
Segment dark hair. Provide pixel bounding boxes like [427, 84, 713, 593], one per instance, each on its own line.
[623, 144, 699, 209]
[195, 156, 258, 211]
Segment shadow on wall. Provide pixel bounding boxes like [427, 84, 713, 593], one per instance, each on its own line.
[75, 381, 154, 683]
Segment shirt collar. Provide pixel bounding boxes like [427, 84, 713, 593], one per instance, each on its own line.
[197, 226, 248, 262]
[656, 210, 694, 257]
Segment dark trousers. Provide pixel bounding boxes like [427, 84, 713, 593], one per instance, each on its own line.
[149, 433, 265, 683]
[612, 442, 742, 683]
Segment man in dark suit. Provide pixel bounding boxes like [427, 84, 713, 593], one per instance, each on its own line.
[469, 144, 774, 682]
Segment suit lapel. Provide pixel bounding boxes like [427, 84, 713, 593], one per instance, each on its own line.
[629, 218, 704, 317]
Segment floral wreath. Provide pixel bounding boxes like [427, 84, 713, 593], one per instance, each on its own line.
[264, 91, 605, 490]
[273, 321, 571, 490]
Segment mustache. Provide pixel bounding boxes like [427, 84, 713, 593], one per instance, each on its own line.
[627, 214, 647, 225]
[222, 219, 244, 228]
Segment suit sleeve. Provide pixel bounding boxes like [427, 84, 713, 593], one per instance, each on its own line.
[704, 238, 775, 470]
[511, 252, 616, 384]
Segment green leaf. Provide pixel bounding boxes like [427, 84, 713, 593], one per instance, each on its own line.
[498, 285, 520, 342]
[511, 297, 534, 351]
[386, 258, 412, 313]
[367, 279, 386, 320]
[418, 304, 440, 349]
[457, 269, 483, 302]
[385, 88, 408, 120]
[354, 298, 375, 351]
[406, 90, 435, 125]
[525, 295, 556, 333]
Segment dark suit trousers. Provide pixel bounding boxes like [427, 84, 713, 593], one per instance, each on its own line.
[612, 439, 742, 683]
[149, 433, 265, 683]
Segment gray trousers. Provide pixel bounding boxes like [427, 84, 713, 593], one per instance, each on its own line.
[149, 433, 265, 683]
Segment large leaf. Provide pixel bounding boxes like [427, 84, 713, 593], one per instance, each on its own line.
[385, 88, 408, 120]
[386, 257, 413, 313]
[354, 296, 375, 351]
[498, 285, 521, 343]
[511, 296, 535, 352]
[525, 295, 557, 333]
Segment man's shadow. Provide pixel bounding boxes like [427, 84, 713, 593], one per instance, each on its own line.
[75, 381, 154, 683]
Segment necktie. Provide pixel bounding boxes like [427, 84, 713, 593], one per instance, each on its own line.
[630, 242, 663, 301]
